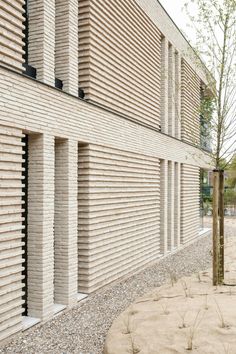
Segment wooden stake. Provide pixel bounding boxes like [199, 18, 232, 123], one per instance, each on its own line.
[213, 170, 219, 286]
[219, 170, 224, 284]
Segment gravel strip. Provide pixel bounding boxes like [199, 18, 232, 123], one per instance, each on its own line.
[0, 231, 216, 354]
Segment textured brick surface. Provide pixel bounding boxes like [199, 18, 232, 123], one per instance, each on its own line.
[28, 0, 55, 85]
[181, 164, 201, 244]
[0, 67, 210, 168]
[0, 0, 212, 344]
[78, 144, 161, 293]
[54, 139, 78, 305]
[0, 0, 25, 72]
[181, 60, 201, 145]
[55, 0, 78, 95]
[79, 0, 162, 129]
[27, 134, 55, 320]
[0, 125, 24, 342]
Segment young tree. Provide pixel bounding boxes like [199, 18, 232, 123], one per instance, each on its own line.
[184, 0, 236, 285]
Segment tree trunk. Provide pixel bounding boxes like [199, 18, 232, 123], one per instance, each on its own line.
[218, 170, 224, 284]
[212, 170, 219, 286]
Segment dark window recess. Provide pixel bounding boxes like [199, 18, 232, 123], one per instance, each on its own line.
[55, 78, 63, 90]
[22, 0, 37, 78]
[22, 135, 28, 317]
[79, 88, 85, 99]
[23, 63, 37, 79]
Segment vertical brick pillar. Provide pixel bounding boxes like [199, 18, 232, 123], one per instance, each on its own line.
[174, 162, 181, 248]
[28, 0, 55, 86]
[27, 134, 54, 320]
[55, 0, 78, 96]
[54, 139, 78, 306]
[168, 161, 175, 251]
[168, 44, 176, 137]
[175, 52, 181, 139]
[161, 37, 169, 134]
[160, 159, 168, 254]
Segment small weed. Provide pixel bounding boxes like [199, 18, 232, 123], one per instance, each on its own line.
[153, 290, 161, 302]
[178, 310, 188, 329]
[222, 343, 230, 354]
[123, 309, 138, 334]
[204, 294, 209, 310]
[186, 309, 205, 351]
[214, 299, 229, 329]
[181, 280, 193, 298]
[130, 334, 140, 354]
[161, 302, 170, 315]
[197, 272, 201, 283]
[169, 272, 178, 286]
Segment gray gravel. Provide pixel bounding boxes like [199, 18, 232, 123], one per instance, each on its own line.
[3, 218, 235, 354]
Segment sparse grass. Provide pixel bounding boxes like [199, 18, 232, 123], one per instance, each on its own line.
[204, 294, 209, 310]
[186, 310, 205, 351]
[130, 334, 140, 354]
[123, 309, 138, 335]
[153, 290, 161, 302]
[197, 272, 202, 283]
[181, 280, 193, 298]
[178, 310, 188, 329]
[214, 299, 229, 329]
[222, 343, 230, 354]
[161, 302, 170, 315]
[169, 272, 178, 287]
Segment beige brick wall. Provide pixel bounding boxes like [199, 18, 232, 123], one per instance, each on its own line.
[136, 0, 209, 84]
[79, 0, 162, 130]
[160, 37, 169, 135]
[175, 52, 181, 139]
[174, 162, 181, 248]
[181, 164, 200, 244]
[28, 0, 55, 85]
[0, 68, 211, 169]
[160, 159, 168, 254]
[161, 37, 182, 140]
[27, 134, 54, 320]
[78, 144, 161, 293]
[54, 139, 78, 306]
[167, 160, 175, 250]
[0, 125, 24, 342]
[55, 0, 78, 95]
[181, 60, 201, 146]
[0, 0, 25, 72]
[168, 44, 176, 137]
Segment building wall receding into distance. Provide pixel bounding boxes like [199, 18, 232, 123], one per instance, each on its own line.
[0, 0, 212, 343]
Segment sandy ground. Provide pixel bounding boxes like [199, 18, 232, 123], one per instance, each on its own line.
[105, 219, 236, 354]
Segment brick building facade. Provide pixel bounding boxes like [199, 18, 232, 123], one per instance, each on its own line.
[0, 0, 211, 342]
